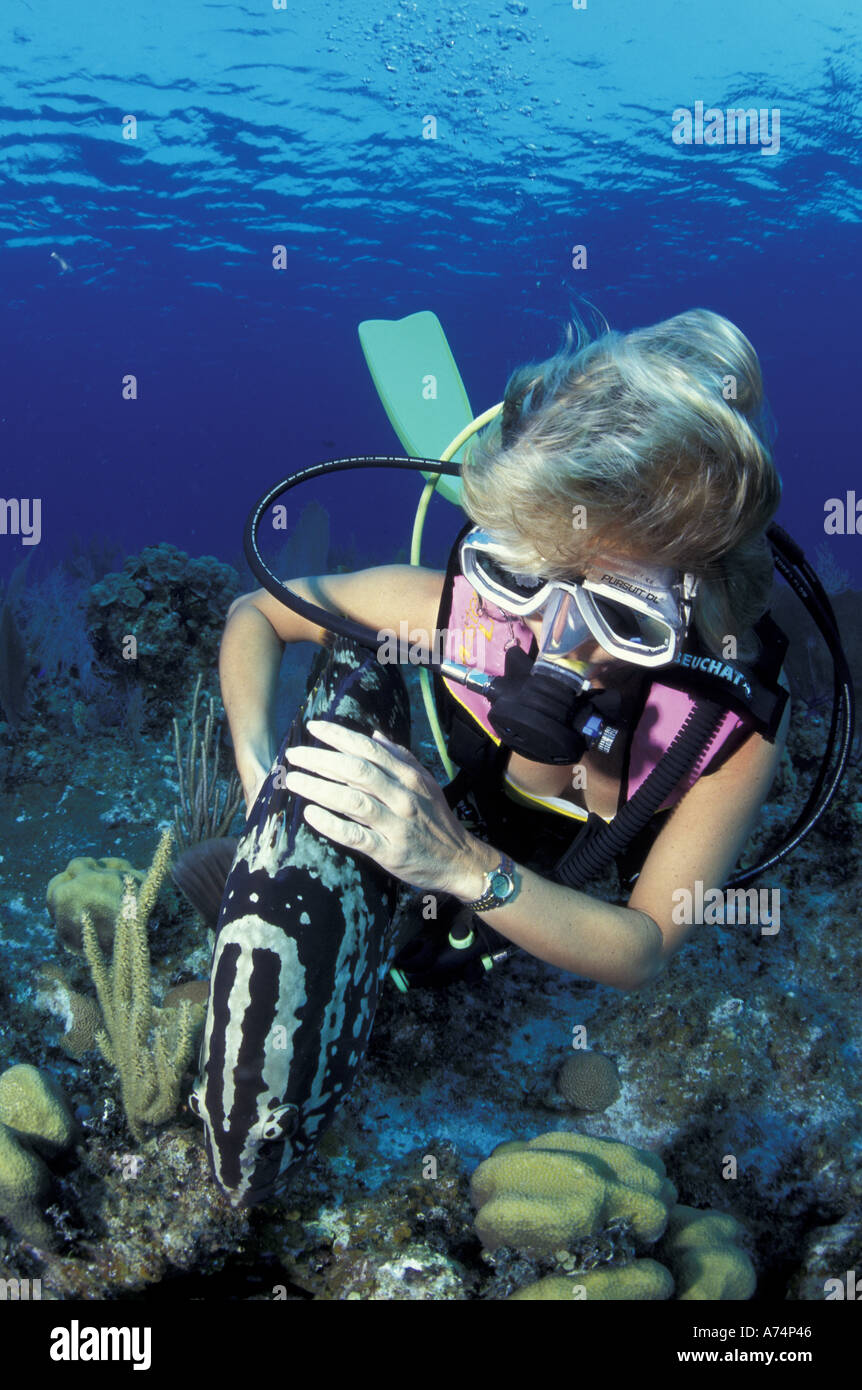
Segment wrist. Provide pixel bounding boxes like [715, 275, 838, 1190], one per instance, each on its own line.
[447, 838, 501, 904]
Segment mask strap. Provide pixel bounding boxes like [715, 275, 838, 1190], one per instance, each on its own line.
[681, 572, 699, 631]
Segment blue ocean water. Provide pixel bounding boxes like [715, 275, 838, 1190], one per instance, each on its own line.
[0, 0, 861, 1317]
[1, 0, 859, 583]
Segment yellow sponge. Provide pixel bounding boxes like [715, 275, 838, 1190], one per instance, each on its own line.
[472, 1132, 757, 1301]
[0, 1064, 76, 1154]
[0, 1121, 55, 1248]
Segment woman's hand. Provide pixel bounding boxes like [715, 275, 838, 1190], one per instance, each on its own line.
[280, 718, 491, 898]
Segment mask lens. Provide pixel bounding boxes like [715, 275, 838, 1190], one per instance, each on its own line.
[539, 590, 593, 659]
[591, 595, 672, 651]
[475, 552, 546, 602]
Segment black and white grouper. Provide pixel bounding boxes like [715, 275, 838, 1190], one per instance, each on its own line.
[190, 640, 410, 1208]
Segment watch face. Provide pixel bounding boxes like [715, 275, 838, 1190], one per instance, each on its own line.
[490, 871, 511, 898]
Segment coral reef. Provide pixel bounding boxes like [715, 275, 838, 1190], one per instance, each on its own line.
[85, 543, 242, 725]
[0, 1122, 56, 1248]
[11, 560, 146, 749]
[557, 1051, 621, 1112]
[787, 1212, 862, 1300]
[81, 829, 204, 1141]
[0, 1064, 76, 1154]
[658, 1203, 756, 1300]
[0, 573, 859, 1301]
[509, 1258, 674, 1300]
[0, 1065, 76, 1250]
[47, 855, 145, 953]
[0, 564, 30, 730]
[163, 980, 210, 1010]
[471, 1130, 756, 1300]
[471, 1130, 676, 1255]
[35, 967, 102, 1058]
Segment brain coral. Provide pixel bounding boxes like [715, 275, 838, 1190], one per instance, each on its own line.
[471, 1130, 676, 1255]
[36, 966, 102, 1057]
[659, 1204, 757, 1300]
[46, 855, 144, 952]
[0, 1065, 76, 1251]
[557, 1052, 621, 1112]
[471, 1131, 756, 1301]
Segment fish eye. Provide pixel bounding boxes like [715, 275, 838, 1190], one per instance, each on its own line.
[255, 1102, 300, 1143]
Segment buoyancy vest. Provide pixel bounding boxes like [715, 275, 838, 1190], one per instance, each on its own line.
[440, 574, 748, 820]
[431, 524, 788, 887]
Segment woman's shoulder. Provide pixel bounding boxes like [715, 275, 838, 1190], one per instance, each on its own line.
[309, 564, 446, 641]
[237, 564, 446, 647]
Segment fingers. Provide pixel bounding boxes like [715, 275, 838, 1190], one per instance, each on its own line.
[301, 801, 384, 857]
[296, 719, 424, 795]
[308, 718, 415, 771]
[370, 728, 416, 766]
[282, 766, 384, 828]
[279, 719, 429, 861]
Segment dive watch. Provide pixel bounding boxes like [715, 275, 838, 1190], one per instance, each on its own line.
[464, 853, 518, 912]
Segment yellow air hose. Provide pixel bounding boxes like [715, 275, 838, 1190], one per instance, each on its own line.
[409, 402, 504, 780]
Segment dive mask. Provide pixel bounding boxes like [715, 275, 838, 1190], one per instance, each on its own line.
[459, 526, 698, 669]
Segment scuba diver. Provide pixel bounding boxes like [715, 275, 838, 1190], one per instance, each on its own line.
[188, 307, 853, 1207]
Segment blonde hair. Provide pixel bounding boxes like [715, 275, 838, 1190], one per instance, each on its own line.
[461, 308, 781, 660]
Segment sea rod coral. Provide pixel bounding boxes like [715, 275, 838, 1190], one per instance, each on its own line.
[80, 829, 203, 1142]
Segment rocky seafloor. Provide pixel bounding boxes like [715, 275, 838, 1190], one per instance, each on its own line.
[0, 652, 860, 1302]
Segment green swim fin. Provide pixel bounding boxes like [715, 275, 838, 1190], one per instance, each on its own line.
[358, 310, 473, 506]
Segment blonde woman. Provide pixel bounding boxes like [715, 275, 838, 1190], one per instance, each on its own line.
[197, 308, 791, 1205]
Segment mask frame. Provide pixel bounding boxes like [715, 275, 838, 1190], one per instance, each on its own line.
[459, 525, 699, 669]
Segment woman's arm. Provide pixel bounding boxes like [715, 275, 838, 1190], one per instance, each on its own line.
[626, 685, 791, 964]
[219, 566, 445, 809]
[461, 688, 792, 991]
[456, 838, 666, 992]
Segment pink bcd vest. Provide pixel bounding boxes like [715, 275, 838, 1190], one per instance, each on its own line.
[442, 576, 746, 818]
